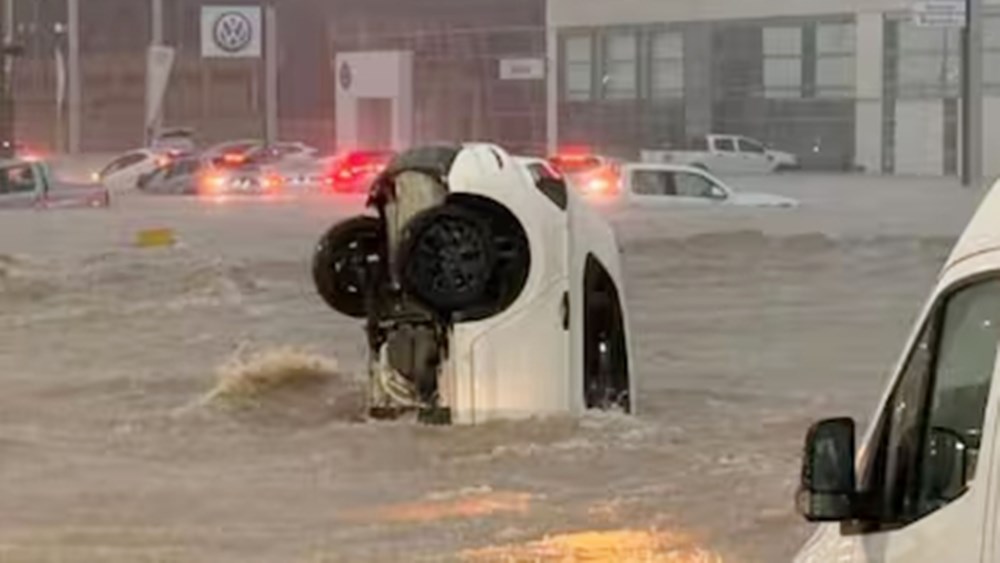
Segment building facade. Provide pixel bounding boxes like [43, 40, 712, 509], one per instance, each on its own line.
[548, 0, 1000, 174]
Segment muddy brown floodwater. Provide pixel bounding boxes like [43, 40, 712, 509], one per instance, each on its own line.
[0, 175, 984, 562]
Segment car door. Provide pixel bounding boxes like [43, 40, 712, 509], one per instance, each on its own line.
[819, 277, 1000, 563]
[708, 136, 742, 173]
[101, 152, 152, 190]
[627, 168, 725, 207]
[0, 162, 41, 208]
[737, 137, 774, 173]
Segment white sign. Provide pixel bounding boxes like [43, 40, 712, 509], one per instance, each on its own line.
[912, 0, 967, 27]
[201, 6, 262, 58]
[146, 46, 176, 129]
[499, 58, 545, 80]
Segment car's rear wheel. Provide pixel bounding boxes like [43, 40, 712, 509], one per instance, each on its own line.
[397, 205, 497, 315]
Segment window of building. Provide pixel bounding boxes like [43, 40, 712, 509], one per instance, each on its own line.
[816, 23, 856, 98]
[984, 16, 1000, 93]
[650, 31, 684, 99]
[603, 32, 638, 100]
[564, 35, 593, 101]
[763, 27, 803, 98]
[896, 23, 960, 99]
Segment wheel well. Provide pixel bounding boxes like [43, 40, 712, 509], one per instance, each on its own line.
[583, 254, 630, 412]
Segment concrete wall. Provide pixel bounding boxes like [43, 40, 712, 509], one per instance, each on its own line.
[895, 100, 944, 175]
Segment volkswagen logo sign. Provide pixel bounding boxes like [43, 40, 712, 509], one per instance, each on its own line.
[339, 62, 353, 91]
[212, 11, 253, 53]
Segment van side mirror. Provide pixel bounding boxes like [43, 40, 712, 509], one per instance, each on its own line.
[796, 417, 857, 522]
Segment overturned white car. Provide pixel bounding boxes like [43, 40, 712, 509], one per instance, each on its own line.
[312, 144, 634, 424]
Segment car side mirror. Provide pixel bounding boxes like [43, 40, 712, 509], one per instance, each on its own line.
[796, 417, 857, 522]
[709, 185, 728, 200]
[925, 426, 969, 503]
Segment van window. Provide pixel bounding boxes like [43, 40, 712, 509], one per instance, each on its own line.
[860, 278, 1000, 528]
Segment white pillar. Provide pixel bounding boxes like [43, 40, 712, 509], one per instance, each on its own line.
[546, 25, 558, 155]
[151, 0, 163, 45]
[67, 0, 79, 154]
[854, 12, 883, 174]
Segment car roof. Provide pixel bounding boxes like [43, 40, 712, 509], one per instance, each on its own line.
[946, 182, 1000, 270]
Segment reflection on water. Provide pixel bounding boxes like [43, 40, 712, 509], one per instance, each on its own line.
[463, 529, 724, 562]
[353, 488, 533, 523]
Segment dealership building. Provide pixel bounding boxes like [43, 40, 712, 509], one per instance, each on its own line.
[547, 0, 1000, 174]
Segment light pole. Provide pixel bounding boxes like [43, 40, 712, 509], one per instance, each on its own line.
[961, 0, 983, 186]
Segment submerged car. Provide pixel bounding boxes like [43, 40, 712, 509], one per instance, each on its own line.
[312, 144, 633, 424]
[0, 158, 109, 209]
[137, 155, 203, 195]
[597, 162, 798, 208]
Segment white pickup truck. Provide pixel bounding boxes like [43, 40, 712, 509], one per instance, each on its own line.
[641, 134, 798, 174]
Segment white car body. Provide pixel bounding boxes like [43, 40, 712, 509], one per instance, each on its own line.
[313, 145, 634, 424]
[600, 162, 797, 209]
[98, 149, 163, 191]
[641, 134, 798, 174]
[794, 180, 1000, 563]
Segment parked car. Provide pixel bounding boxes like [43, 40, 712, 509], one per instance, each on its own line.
[197, 164, 284, 197]
[793, 178, 1000, 563]
[641, 134, 799, 174]
[323, 149, 395, 193]
[248, 142, 325, 190]
[137, 155, 204, 195]
[150, 127, 197, 153]
[547, 151, 622, 197]
[604, 163, 798, 208]
[0, 158, 109, 209]
[97, 147, 191, 190]
[202, 139, 263, 168]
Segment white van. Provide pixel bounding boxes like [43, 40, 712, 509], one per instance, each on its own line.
[794, 183, 1000, 562]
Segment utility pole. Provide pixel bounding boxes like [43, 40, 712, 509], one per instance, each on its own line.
[0, 0, 14, 153]
[147, 0, 164, 144]
[264, 3, 278, 145]
[67, 0, 79, 154]
[961, 0, 983, 186]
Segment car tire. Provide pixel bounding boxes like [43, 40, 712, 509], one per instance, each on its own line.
[312, 215, 383, 318]
[396, 204, 498, 315]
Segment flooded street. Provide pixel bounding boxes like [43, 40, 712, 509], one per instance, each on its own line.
[0, 176, 982, 562]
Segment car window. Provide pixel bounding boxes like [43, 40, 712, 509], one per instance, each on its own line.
[100, 152, 147, 178]
[0, 164, 37, 194]
[674, 172, 720, 198]
[166, 160, 199, 179]
[631, 170, 676, 196]
[713, 138, 736, 152]
[861, 278, 1000, 528]
[738, 138, 766, 154]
